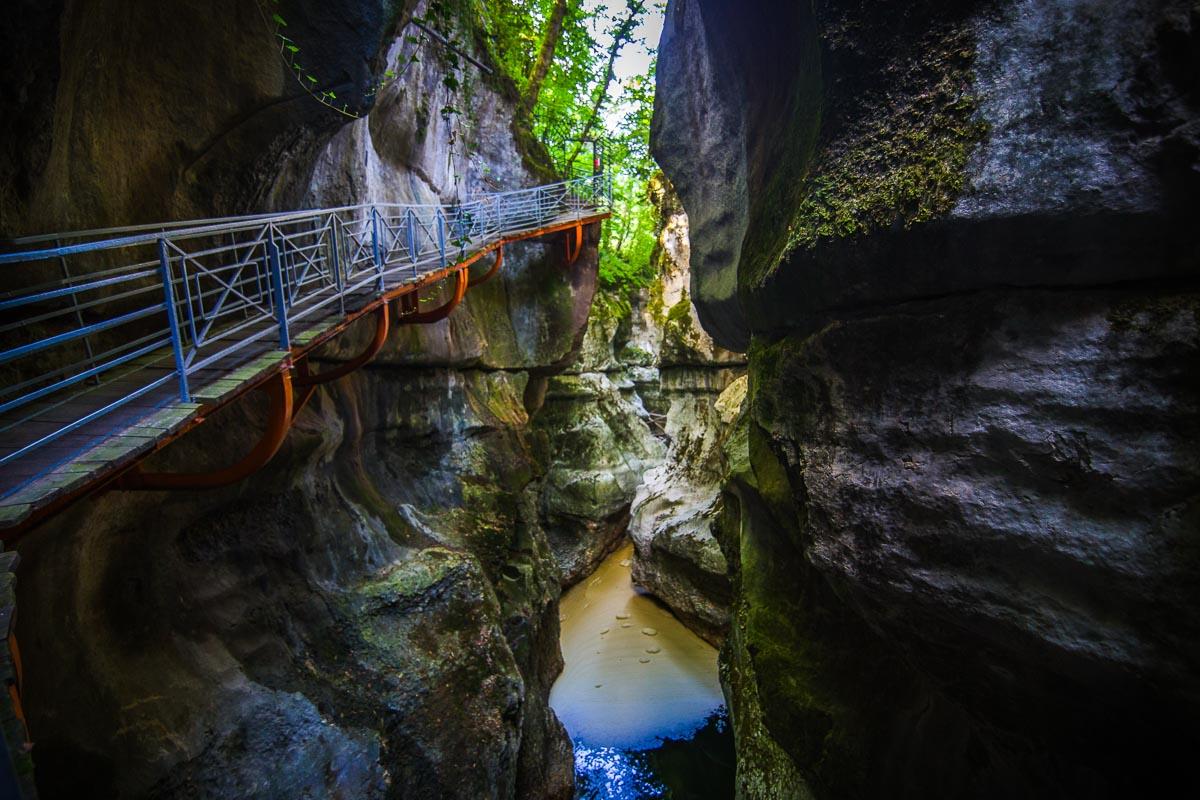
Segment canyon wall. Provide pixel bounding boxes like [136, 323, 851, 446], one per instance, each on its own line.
[555, 176, 745, 639]
[1, 1, 601, 797]
[654, 0, 1200, 797]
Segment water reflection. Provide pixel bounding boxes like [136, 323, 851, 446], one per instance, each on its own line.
[551, 542, 735, 798]
[573, 711, 734, 800]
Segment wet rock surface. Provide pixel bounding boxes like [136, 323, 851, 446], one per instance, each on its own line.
[629, 376, 744, 646]
[655, 0, 1200, 797]
[18, 359, 582, 799]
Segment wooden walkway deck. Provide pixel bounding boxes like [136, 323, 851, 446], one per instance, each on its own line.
[0, 211, 607, 535]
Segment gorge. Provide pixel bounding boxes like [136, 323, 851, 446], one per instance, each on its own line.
[1, 1, 1198, 799]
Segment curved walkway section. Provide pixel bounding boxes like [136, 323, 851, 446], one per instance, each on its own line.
[0, 176, 611, 535]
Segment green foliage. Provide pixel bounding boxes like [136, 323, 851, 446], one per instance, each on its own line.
[597, 171, 656, 291]
[477, 1, 661, 294]
[261, 0, 664, 297]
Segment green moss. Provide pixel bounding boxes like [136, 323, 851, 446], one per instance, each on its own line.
[361, 547, 469, 606]
[645, 274, 667, 326]
[665, 290, 692, 325]
[772, 37, 987, 273]
[1106, 294, 1200, 335]
[590, 288, 635, 326]
[463, 371, 529, 429]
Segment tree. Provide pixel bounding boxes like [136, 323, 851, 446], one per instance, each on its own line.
[522, 0, 570, 115]
[565, 1, 645, 171]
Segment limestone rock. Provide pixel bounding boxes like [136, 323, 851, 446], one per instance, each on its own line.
[535, 373, 665, 586]
[629, 376, 746, 646]
[3, 3, 583, 797]
[655, 0, 1200, 796]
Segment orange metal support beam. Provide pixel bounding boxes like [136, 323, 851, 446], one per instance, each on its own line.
[469, 246, 503, 287]
[295, 305, 390, 388]
[397, 292, 418, 315]
[565, 222, 583, 264]
[288, 304, 390, 420]
[396, 267, 469, 324]
[114, 369, 295, 490]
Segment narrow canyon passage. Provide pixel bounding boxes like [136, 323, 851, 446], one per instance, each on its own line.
[1, 0, 1197, 798]
[551, 541, 734, 797]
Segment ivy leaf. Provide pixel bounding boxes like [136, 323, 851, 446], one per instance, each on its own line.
[272, 13, 287, 26]
[286, 44, 299, 53]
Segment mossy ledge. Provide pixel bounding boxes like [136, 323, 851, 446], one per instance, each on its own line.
[748, 4, 988, 287]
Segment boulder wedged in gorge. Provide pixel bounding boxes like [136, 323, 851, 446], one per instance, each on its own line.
[654, 0, 1200, 796]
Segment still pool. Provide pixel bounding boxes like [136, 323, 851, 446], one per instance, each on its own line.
[550, 542, 735, 799]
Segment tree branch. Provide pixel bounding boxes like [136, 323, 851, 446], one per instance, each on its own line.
[522, 0, 569, 115]
[566, 1, 644, 170]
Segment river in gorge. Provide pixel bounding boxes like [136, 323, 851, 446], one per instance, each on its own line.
[550, 541, 735, 799]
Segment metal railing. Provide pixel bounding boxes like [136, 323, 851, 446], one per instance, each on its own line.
[0, 174, 611, 480]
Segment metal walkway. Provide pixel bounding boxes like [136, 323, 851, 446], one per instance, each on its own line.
[0, 175, 611, 536]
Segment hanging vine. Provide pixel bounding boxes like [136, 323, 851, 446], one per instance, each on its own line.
[254, 0, 443, 119]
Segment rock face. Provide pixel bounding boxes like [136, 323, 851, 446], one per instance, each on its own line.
[628, 376, 743, 646]
[535, 373, 665, 586]
[18, 365, 576, 800]
[0, 0, 420, 236]
[2, 2, 591, 798]
[651, 0, 821, 352]
[655, 0, 1200, 798]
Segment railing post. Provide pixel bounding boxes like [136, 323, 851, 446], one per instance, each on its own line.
[406, 209, 417, 276]
[329, 214, 345, 316]
[267, 237, 291, 351]
[436, 209, 447, 269]
[157, 237, 191, 403]
[370, 207, 385, 292]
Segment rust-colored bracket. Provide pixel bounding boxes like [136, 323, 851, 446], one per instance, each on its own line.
[295, 304, 390, 388]
[396, 267, 469, 324]
[6, 632, 29, 748]
[113, 369, 294, 490]
[469, 246, 503, 287]
[289, 304, 390, 418]
[565, 222, 583, 264]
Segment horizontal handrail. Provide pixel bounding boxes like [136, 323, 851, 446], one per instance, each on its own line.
[0, 175, 610, 259]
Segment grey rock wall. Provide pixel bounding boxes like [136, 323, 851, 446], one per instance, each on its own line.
[654, 0, 1200, 797]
